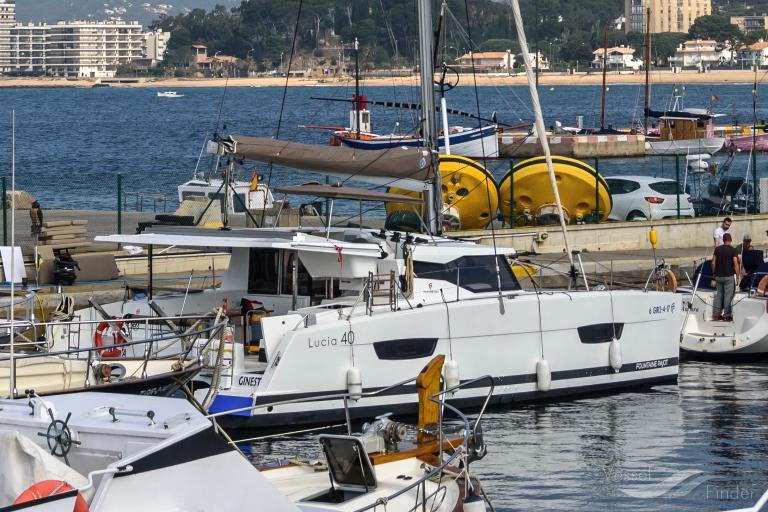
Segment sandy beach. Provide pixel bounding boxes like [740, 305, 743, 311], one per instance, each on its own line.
[0, 69, 762, 88]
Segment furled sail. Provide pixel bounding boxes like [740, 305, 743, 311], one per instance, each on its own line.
[217, 136, 433, 191]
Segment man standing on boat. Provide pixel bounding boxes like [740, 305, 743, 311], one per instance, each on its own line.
[713, 217, 732, 247]
[711, 233, 740, 322]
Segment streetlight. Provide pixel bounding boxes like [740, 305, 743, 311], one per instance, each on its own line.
[280, 51, 284, 75]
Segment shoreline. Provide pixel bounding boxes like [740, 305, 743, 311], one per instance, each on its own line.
[0, 69, 762, 89]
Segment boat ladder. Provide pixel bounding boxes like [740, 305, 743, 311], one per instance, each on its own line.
[365, 271, 397, 315]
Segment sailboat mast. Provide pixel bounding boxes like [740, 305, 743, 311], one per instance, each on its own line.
[600, 23, 608, 131]
[9, 111, 15, 399]
[752, 56, 758, 210]
[354, 38, 361, 139]
[644, 7, 651, 135]
[417, 0, 441, 234]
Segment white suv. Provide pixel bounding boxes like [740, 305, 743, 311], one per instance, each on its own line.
[605, 175, 696, 221]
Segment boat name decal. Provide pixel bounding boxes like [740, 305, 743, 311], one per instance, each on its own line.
[238, 375, 262, 387]
[635, 358, 669, 370]
[308, 330, 355, 348]
[649, 303, 676, 315]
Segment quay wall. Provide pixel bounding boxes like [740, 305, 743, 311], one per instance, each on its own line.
[452, 214, 768, 254]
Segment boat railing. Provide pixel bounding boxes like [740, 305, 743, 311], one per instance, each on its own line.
[207, 370, 495, 512]
[2, 315, 228, 397]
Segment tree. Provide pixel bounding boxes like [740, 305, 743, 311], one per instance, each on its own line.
[478, 39, 520, 53]
[651, 32, 688, 65]
[688, 15, 742, 42]
[743, 29, 768, 45]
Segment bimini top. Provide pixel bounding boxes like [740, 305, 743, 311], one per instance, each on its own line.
[216, 136, 433, 191]
[274, 182, 422, 204]
[96, 227, 310, 249]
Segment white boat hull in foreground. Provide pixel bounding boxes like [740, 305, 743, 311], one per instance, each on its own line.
[211, 287, 681, 427]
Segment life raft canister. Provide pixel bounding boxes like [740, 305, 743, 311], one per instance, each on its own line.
[94, 319, 126, 358]
[14, 480, 89, 511]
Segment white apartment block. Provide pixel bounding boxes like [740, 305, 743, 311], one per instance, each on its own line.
[0, 1, 168, 78]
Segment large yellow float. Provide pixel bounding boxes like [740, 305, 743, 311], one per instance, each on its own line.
[386, 155, 499, 231]
[498, 156, 611, 226]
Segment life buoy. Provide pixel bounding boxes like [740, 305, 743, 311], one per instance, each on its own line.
[14, 480, 89, 511]
[94, 319, 126, 358]
[663, 269, 678, 293]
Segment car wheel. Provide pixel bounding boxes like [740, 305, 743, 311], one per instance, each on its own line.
[627, 210, 647, 221]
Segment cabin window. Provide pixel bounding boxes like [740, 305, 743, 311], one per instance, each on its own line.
[233, 193, 248, 212]
[577, 323, 624, 344]
[373, 338, 438, 360]
[181, 191, 205, 201]
[280, 253, 313, 296]
[248, 249, 280, 294]
[413, 255, 521, 293]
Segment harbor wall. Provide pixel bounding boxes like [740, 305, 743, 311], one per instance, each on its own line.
[453, 214, 768, 254]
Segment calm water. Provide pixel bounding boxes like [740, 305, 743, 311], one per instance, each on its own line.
[0, 82, 765, 215]
[243, 361, 768, 511]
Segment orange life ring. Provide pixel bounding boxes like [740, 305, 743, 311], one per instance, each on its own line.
[14, 480, 89, 511]
[94, 319, 126, 358]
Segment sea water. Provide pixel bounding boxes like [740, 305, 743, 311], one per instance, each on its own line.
[0, 82, 764, 215]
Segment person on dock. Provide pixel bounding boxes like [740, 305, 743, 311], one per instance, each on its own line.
[29, 200, 43, 238]
[711, 233, 740, 322]
[713, 217, 732, 247]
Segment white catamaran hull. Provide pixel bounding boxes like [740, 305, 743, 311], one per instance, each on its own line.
[681, 290, 768, 356]
[210, 290, 681, 427]
[645, 137, 725, 156]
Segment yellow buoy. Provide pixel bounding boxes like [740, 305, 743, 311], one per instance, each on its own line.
[386, 155, 499, 231]
[498, 156, 612, 226]
[649, 227, 658, 249]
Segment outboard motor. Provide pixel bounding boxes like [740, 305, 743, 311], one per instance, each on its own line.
[53, 252, 79, 286]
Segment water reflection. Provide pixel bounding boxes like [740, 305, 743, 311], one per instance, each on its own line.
[243, 362, 768, 511]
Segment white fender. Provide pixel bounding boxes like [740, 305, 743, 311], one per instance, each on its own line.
[609, 338, 622, 372]
[347, 367, 362, 400]
[536, 359, 551, 392]
[443, 359, 460, 390]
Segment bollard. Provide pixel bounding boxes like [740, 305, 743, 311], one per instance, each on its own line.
[117, 173, 122, 235]
[675, 154, 680, 219]
[1, 176, 6, 246]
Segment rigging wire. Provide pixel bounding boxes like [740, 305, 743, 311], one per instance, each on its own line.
[460, 0, 505, 313]
[261, 0, 305, 225]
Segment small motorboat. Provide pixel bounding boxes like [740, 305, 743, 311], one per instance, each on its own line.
[157, 91, 184, 98]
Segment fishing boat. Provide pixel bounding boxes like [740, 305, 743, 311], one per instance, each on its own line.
[157, 91, 184, 98]
[728, 127, 768, 152]
[0, 356, 493, 511]
[644, 106, 726, 155]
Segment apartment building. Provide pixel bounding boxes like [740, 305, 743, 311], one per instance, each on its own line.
[0, 2, 167, 78]
[0, 0, 15, 72]
[730, 15, 768, 34]
[625, 0, 712, 33]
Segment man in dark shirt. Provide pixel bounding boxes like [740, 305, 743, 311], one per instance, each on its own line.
[711, 233, 741, 321]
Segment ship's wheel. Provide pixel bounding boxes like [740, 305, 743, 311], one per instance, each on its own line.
[37, 409, 80, 466]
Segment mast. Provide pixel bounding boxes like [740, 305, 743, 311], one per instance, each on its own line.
[752, 56, 758, 211]
[644, 7, 651, 135]
[9, 111, 15, 399]
[354, 38, 361, 139]
[417, 0, 441, 235]
[511, 0, 574, 271]
[600, 22, 608, 131]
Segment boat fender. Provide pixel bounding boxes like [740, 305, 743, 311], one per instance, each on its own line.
[443, 359, 460, 391]
[462, 490, 487, 512]
[536, 359, 551, 392]
[609, 338, 622, 372]
[347, 367, 362, 400]
[649, 227, 658, 250]
[14, 480, 89, 512]
[94, 319, 126, 358]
